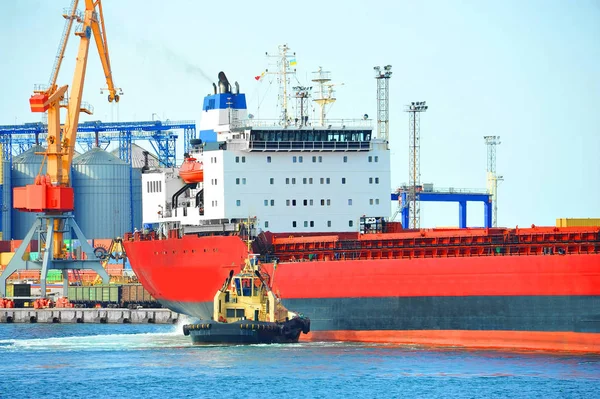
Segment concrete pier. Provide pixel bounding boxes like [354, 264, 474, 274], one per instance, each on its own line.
[0, 308, 179, 324]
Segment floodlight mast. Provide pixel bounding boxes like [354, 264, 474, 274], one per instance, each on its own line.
[374, 65, 392, 141]
[405, 101, 428, 229]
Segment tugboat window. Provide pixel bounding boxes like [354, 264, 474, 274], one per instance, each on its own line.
[242, 278, 252, 296]
[226, 309, 235, 318]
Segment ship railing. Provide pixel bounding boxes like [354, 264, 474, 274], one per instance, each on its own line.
[249, 140, 371, 152]
[232, 118, 373, 129]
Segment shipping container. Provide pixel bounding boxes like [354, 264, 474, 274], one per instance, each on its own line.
[0, 252, 15, 265]
[556, 218, 600, 227]
[0, 241, 11, 252]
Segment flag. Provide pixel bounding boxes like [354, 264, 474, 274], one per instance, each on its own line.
[289, 58, 297, 66]
[254, 71, 266, 81]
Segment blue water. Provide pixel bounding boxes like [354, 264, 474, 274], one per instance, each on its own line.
[0, 321, 599, 399]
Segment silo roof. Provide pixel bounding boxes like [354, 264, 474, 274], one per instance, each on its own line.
[73, 147, 128, 165]
[12, 145, 46, 163]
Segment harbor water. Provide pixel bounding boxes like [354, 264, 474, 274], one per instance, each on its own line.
[0, 322, 599, 399]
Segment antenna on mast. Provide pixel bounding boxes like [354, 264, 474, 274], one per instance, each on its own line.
[312, 67, 343, 127]
[265, 44, 297, 126]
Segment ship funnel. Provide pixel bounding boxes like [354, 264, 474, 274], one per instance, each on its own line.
[218, 71, 231, 94]
[141, 150, 150, 173]
[212, 82, 217, 95]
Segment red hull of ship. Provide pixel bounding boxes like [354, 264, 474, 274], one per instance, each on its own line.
[123, 232, 600, 352]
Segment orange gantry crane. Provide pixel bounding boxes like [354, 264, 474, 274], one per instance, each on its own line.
[0, 0, 122, 298]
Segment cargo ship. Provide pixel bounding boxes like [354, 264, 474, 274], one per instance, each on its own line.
[123, 45, 600, 352]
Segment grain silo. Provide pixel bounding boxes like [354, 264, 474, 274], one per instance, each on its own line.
[72, 147, 132, 239]
[11, 145, 47, 239]
[110, 144, 160, 232]
[2, 160, 11, 240]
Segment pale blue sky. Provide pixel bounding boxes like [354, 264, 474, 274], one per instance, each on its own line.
[1, 0, 599, 228]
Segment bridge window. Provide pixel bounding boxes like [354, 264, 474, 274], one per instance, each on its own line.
[241, 278, 252, 296]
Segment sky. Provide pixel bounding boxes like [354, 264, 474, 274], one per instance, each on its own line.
[1, 0, 599, 228]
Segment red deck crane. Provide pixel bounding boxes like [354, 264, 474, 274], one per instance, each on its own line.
[0, 0, 122, 298]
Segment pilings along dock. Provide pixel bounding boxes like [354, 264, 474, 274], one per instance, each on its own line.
[1, 308, 179, 324]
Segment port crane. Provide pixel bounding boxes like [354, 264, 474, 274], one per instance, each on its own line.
[0, 0, 122, 298]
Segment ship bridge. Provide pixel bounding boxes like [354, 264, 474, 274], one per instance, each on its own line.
[245, 121, 374, 152]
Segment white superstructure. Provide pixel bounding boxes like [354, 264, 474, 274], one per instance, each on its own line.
[141, 51, 391, 235]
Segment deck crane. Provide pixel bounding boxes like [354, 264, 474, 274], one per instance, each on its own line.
[0, 0, 122, 298]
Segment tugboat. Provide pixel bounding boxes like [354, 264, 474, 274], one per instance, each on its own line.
[183, 258, 310, 345]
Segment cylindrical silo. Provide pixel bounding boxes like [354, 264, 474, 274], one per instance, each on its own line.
[72, 147, 131, 239]
[131, 167, 142, 231]
[11, 145, 47, 240]
[2, 160, 11, 240]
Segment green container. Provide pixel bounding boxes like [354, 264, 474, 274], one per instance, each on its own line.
[102, 287, 110, 302]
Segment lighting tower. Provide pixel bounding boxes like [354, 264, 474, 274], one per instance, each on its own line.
[484, 136, 503, 227]
[374, 65, 392, 141]
[405, 101, 428, 229]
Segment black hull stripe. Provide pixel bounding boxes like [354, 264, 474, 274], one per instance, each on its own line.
[163, 295, 600, 333]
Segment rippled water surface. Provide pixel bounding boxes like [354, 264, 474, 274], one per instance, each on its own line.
[0, 321, 598, 398]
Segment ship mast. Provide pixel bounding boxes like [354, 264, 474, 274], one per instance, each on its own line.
[311, 67, 341, 126]
[266, 44, 297, 126]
